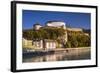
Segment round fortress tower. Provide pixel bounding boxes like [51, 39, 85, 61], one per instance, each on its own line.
[46, 21, 67, 29]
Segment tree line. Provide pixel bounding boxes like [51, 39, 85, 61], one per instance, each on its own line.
[23, 27, 65, 40]
[23, 27, 91, 48]
[64, 33, 91, 48]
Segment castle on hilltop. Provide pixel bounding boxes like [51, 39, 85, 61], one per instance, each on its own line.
[23, 21, 89, 50]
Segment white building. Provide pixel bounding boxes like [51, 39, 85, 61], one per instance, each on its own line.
[43, 39, 56, 50]
[34, 24, 42, 30]
[46, 21, 66, 29]
[67, 28, 83, 32]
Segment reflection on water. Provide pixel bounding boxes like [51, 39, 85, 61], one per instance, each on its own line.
[23, 48, 91, 63]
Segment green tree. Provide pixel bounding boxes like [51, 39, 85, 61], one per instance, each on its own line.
[77, 34, 90, 47]
[64, 42, 71, 48]
[23, 27, 65, 40]
[68, 34, 78, 47]
[41, 27, 65, 40]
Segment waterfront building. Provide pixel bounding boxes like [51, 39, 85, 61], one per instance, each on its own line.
[23, 38, 56, 50]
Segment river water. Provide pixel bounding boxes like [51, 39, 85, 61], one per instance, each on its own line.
[23, 48, 91, 63]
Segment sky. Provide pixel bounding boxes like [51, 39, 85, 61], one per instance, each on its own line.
[22, 10, 91, 29]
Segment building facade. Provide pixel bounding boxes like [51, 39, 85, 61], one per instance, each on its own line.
[23, 38, 56, 50]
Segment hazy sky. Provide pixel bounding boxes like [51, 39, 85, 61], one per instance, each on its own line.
[22, 10, 91, 29]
